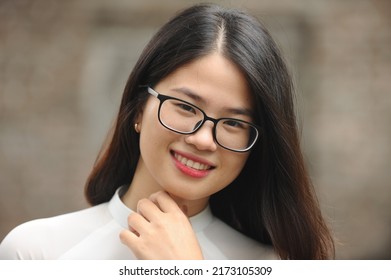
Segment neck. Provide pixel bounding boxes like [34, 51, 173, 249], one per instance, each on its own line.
[121, 159, 208, 217]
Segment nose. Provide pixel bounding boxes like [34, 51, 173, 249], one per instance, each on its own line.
[184, 120, 217, 152]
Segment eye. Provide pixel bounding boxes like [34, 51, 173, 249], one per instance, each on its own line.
[223, 119, 245, 128]
[175, 102, 197, 114]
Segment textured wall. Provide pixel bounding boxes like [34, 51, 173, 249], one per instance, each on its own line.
[0, 0, 390, 259]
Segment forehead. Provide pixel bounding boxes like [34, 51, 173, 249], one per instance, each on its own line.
[155, 53, 254, 111]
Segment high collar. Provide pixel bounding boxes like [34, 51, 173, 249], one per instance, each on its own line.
[108, 187, 214, 232]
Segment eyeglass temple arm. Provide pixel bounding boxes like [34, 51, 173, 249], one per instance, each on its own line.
[147, 87, 159, 97]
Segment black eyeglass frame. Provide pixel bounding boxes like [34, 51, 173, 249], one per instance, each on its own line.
[147, 87, 260, 153]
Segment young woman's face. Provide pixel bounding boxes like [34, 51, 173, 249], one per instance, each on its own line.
[136, 53, 254, 212]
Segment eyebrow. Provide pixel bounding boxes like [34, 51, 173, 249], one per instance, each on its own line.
[172, 87, 205, 104]
[171, 87, 254, 117]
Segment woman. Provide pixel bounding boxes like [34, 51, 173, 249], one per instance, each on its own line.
[0, 3, 334, 259]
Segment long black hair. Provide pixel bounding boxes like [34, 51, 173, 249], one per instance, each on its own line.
[85, 3, 334, 259]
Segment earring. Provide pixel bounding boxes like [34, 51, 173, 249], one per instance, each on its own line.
[134, 123, 140, 133]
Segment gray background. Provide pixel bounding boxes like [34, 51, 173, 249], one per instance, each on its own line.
[0, 0, 390, 259]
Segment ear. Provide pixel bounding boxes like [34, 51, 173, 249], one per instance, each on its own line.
[134, 114, 142, 126]
[133, 107, 144, 132]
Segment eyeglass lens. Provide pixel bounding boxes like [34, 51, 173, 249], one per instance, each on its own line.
[159, 98, 257, 151]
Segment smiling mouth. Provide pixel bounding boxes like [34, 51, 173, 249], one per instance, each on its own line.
[171, 151, 214, 171]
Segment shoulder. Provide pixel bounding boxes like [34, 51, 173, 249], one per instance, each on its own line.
[201, 216, 278, 260]
[0, 203, 110, 259]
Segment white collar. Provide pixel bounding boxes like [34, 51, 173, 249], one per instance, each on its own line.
[108, 187, 214, 232]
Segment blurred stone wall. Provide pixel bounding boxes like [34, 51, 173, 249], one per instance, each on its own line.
[0, 0, 390, 259]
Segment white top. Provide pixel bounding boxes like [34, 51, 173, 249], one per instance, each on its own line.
[0, 188, 277, 260]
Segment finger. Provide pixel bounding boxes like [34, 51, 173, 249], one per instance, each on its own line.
[149, 191, 182, 213]
[136, 198, 162, 222]
[119, 228, 138, 247]
[127, 212, 149, 235]
[119, 228, 147, 258]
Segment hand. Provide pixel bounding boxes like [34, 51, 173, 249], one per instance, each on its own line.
[119, 191, 204, 259]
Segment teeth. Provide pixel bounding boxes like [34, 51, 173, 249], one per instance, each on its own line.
[174, 153, 211, 171]
[181, 157, 187, 165]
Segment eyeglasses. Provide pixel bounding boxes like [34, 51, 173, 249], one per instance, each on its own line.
[147, 87, 260, 152]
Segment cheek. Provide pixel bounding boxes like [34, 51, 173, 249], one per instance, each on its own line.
[139, 101, 163, 143]
[138, 103, 176, 160]
[139, 117, 164, 154]
[218, 154, 249, 184]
